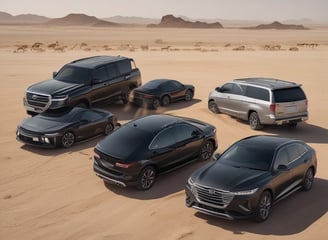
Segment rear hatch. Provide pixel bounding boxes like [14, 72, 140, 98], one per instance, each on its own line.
[272, 87, 308, 118]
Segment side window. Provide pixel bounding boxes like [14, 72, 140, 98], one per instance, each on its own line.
[117, 60, 132, 75]
[149, 127, 176, 149]
[220, 83, 233, 93]
[286, 143, 308, 163]
[162, 81, 179, 91]
[245, 86, 269, 101]
[231, 84, 243, 95]
[273, 147, 289, 170]
[106, 64, 119, 79]
[173, 124, 198, 143]
[93, 67, 108, 82]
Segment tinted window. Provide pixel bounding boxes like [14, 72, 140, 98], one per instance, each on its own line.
[231, 84, 243, 95]
[149, 127, 176, 149]
[174, 124, 198, 143]
[55, 66, 91, 84]
[286, 143, 308, 163]
[273, 87, 306, 103]
[117, 60, 131, 75]
[93, 67, 108, 82]
[220, 83, 233, 93]
[106, 64, 119, 79]
[162, 81, 181, 91]
[219, 142, 274, 171]
[245, 86, 270, 101]
[274, 147, 289, 170]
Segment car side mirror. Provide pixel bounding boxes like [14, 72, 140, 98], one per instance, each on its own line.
[277, 164, 289, 171]
[53, 71, 57, 77]
[213, 153, 220, 161]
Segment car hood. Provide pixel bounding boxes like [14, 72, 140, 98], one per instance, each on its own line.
[192, 162, 270, 191]
[27, 78, 84, 96]
[19, 117, 70, 133]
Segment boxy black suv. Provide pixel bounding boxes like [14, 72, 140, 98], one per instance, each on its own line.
[208, 78, 308, 129]
[23, 56, 141, 115]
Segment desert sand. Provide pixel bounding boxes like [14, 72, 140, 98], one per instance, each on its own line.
[0, 25, 328, 240]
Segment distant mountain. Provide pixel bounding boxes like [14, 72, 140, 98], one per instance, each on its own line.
[46, 13, 119, 27]
[244, 21, 309, 30]
[103, 15, 160, 25]
[0, 11, 48, 23]
[148, 14, 223, 28]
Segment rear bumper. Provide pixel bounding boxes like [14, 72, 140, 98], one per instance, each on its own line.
[262, 113, 308, 125]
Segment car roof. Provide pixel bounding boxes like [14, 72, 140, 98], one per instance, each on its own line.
[126, 114, 183, 132]
[239, 135, 300, 149]
[68, 55, 129, 69]
[233, 78, 301, 90]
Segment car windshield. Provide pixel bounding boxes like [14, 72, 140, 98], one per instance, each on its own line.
[219, 142, 274, 171]
[54, 65, 92, 84]
[273, 87, 306, 102]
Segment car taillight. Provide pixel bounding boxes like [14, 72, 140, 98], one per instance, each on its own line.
[270, 103, 276, 112]
[143, 94, 153, 99]
[115, 162, 135, 168]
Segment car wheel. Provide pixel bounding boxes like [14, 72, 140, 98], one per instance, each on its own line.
[249, 112, 263, 130]
[104, 122, 114, 135]
[138, 166, 156, 190]
[152, 98, 160, 109]
[199, 141, 214, 161]
[288, 122, 298, 128]
[302, 168, 314, 191]
[208, 100, 220, 114]
[161, 95, 170, 106]
[61, 132, 75, 148]
[254, 191, 272, 222]
[185, 90, 193, 101]
[122, 87, 133, 104]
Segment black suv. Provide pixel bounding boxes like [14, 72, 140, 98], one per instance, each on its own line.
[23, 56, 141, 114]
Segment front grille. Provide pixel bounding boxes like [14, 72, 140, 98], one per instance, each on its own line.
[19, 127, 41, 136]
[191, 183, 234, 208]
[26, 91, 51, 111]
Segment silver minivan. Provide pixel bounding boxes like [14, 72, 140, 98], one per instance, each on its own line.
[208, 78, 308, 130]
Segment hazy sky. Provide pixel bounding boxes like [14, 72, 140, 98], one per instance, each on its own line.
[1, 0, 328, 22]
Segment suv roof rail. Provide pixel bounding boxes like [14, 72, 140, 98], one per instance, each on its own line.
[234, 77, 297, 85]
[70, 56, 103, 64]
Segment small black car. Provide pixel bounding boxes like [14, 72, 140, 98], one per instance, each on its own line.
[94, 114, 217, 190]
[16, 107, 118, 148]
[185, 135, 317, 222]
[131, 79, 194, 109]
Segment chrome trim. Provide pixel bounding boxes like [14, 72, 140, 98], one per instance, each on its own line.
[95, 173, 126, 187]
[25, 90, 52, 112]
[191, 205, 234, 220]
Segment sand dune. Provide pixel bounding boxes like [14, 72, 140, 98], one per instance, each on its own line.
[0, 25, 327, 240]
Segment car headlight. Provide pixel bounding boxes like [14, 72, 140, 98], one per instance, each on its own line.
[232, 188, 258, 196]
[51, 95, 68, 107]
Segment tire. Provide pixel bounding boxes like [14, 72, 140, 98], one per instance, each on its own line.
[185, 90, 193, 101]
[104, 122, 114, 135]
[137, 166, 156, 190]
[61, 132, 75, 148]
[254, 191, 272, 222]
[288, 122, 298, 128]
[302, 168, 314, 191]
[122, 87, 133, 104]
[249, 112, 263, 130]
[161, 95, 170, 106]
[152, 98, 160, 109]
[199, 141, 214, 161]
[208, 100, 220, 114]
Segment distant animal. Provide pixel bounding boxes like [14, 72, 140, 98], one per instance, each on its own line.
[224, 43, 231, 47]
[161, 46, 171, 51]
[140, 45, 149, 51]
[232, 46, 245, 51]
[289, 47, 299, 51]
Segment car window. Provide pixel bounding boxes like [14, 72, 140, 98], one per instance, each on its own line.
[81, 111, 102, 122]
[273, 147, 289, 169]
[220, 83, 233, 93]
[273, 87, 306, 103]
[286, 143, 308, 163]
[245, 86, 270, 101]
[117, 59, 132, 75]
[162, 81, 179, 91]
[174, 124, 198, 143]
[55, 66, 92, 84]
[231, 84, 243, 95]
[93, 67, 108, 82]
[149, 127, 176, 149]
[106, 63, 119, 79]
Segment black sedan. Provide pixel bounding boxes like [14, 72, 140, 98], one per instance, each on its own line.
[16, 107, 119, 148]
[131, 79, 194, 109]
[185, 135, 317, 222]
[94, 114, 217, 190]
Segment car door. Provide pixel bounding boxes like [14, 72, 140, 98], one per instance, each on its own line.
[214, 83, 234, 115]
[162, 81, 185, 101]
[104, 63, 121, 99]
[76, 110, 104, 140]
[90, 66, 111, 103]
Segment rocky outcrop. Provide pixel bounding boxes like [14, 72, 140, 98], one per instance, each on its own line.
[148, 14, 223, 28]
[244, 21, 309, 30]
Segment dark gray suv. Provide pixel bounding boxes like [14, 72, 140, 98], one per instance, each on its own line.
[24, 56, 141, 115]
[208, 78, 308, 129]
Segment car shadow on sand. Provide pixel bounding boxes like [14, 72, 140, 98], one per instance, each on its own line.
[100, 98, 202, 121]
[104, 160, 210, 200]
[194, 178, 328, 235]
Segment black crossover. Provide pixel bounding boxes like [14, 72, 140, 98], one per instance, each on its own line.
[16, 107, 119, 148]
[185, 135, 317, 222]
[131, 79, 194, 109]
[94, 114, 217, 190]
